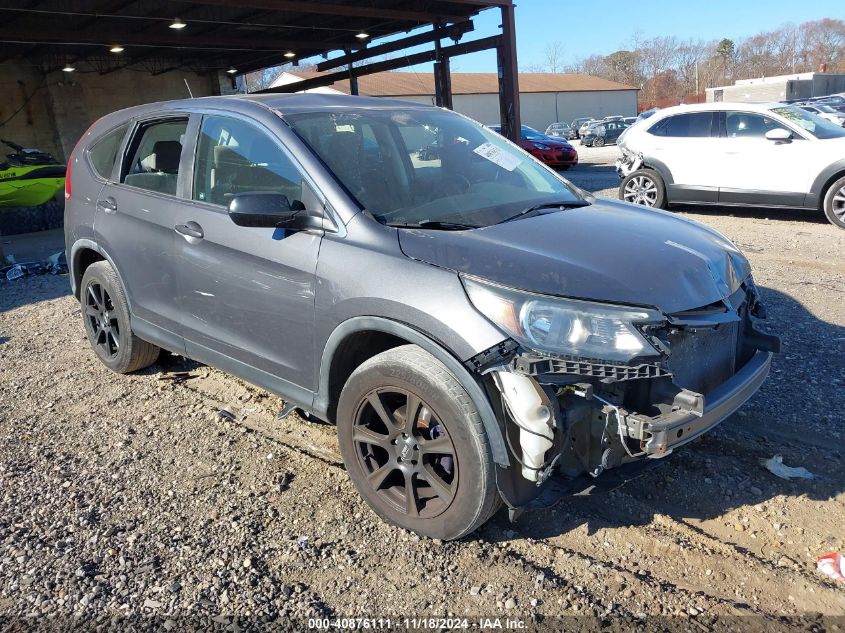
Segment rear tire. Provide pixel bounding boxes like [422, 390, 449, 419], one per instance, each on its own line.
[822, 175, 845, 230]
[619, 168, 667, 209]
[337, 344, 500, 540]
[80, 261, 160, 374]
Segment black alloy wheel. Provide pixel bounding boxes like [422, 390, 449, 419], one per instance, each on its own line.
[84, 281, 120, 360]
[336, 345, 500, 540]
[79, 261, 160, 373]
[352, 387, 457, 519]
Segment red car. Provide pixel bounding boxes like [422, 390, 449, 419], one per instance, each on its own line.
[489, 124, 579, 170]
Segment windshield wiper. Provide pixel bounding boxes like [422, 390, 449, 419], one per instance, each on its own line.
[390, 220, 480, 230]
[497, 200, 591, 224]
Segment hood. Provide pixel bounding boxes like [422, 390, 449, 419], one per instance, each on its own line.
[525, 138, 571, 148]
[397, 198, 751, 314]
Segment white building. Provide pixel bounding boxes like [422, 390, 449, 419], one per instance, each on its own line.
[706, 72, 845, 103]
[270, 71, 639, 131]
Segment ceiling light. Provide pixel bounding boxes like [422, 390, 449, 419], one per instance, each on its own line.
[169, 18, 187, 30]
[284, 51, 296, 58]
[109, 45, 124, 53]
[62, 64, 76, 72]
[226, 67, 238, 74]
[355, 31, 369, 39]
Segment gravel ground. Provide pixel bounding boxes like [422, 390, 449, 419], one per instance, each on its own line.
[1, 147, 844, 630]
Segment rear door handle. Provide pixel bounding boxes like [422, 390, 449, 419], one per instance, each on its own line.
[96, 197, 117, 213]
[174, 222, 204, 240]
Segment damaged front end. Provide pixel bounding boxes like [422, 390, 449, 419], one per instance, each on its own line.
[464, 276, 780, 513]
[615, 148, 643, 178]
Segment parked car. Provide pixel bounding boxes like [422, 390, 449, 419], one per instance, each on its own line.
[544, 122, 572, 139]
[797, 104, 845, 126]
[577, 119, 599, 138]
[623, 117, 637, 125]
[603, 115, 624, 121]
[798, 103, 845, 126]
[616, 102, 845, 229]
[488, 124, 578, 170]
[798, 95, 845, 113]
[636, 107, 659, 122]
[580, 120, 630, 147]
[570, 117, 593, 138]
[66, 94, 779, 540]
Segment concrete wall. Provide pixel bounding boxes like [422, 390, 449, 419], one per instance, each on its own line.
[706, 73, 845, 103]
[706, 81, 794, 103]
[0, 62, 63, 161]
[0, 62, 232, 162]
[382, 91, 638, 132]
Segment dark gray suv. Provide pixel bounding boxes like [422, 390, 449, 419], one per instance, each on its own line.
[65, 94, 779, 540]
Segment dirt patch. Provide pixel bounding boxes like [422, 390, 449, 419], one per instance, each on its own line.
[1, 190, 844, 628]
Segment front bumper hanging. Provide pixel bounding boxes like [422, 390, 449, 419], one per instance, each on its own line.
[623, 349, 773, 455]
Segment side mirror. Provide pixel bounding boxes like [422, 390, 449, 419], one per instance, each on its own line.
[765, 128, 792, 142]
[228, 192, 326, 231]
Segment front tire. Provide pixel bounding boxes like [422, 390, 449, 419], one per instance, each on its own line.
[593, 136, 606, 148]
[80, 261, 160, 373]
[822, 175, 845, 229]
[620, 168, 667, 209]
[337, 345, 499, 540]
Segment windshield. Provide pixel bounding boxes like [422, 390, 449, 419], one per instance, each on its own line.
[814, 104, 837, 113]
[285, 108, 583, 228]
[771, 106, 845, 139]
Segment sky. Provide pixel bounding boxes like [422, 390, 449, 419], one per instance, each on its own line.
[313, 0, 844, 75]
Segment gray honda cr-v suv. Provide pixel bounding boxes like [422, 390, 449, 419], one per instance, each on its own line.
[65, 94, 779, 540]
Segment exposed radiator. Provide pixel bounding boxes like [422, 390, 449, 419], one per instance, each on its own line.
[666, 322, 739, 394]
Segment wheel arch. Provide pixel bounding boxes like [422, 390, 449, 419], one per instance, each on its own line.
[810, 161, 845, 210]
[639, 156, 674, 186]
[69, 239, 130, 308]
[315, 316, 509, 467]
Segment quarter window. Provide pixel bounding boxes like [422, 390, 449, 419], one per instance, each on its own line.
[192, 115, 312, 209]
[648, 113, 715, 138]
[88, 124, 128, 180]
[122, 119, 188, 196]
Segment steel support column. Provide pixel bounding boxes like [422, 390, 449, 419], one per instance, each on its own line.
[348, 63, 358, 95]
[497, 3, 521, 143]
[434, 58, 453, 109]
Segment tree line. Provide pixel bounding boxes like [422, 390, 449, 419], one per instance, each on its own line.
[529, 18, 845, 108]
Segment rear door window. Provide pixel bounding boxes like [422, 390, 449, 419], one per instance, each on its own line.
[649, 112, 716, 137]
[122, 119, 188, 196]
[88, 124, 128, 180]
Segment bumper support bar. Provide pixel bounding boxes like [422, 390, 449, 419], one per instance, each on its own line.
[634, 350, 773, 455]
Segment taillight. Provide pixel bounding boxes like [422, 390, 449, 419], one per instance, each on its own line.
[64, 161, 72, 200]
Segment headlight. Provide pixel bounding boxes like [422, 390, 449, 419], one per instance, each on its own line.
[532, 143, 551, 150]
[463, 277, 663, 362]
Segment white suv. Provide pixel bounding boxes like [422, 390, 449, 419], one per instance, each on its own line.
[616, 102, 845, 229]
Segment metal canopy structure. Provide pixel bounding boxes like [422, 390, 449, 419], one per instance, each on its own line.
[0, 0, 520, 140]
[251, 2, 521, 141]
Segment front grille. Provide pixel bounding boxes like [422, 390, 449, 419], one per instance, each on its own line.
[666, 322, 739, 394]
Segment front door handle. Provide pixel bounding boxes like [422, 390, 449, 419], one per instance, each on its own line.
[174, 222, 204, 240]
[96, 197, 117, 213]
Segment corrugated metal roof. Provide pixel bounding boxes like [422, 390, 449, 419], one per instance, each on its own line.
[283, 71, 639, 95]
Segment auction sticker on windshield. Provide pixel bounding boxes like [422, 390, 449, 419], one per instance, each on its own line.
[473, 142, 522, 171]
